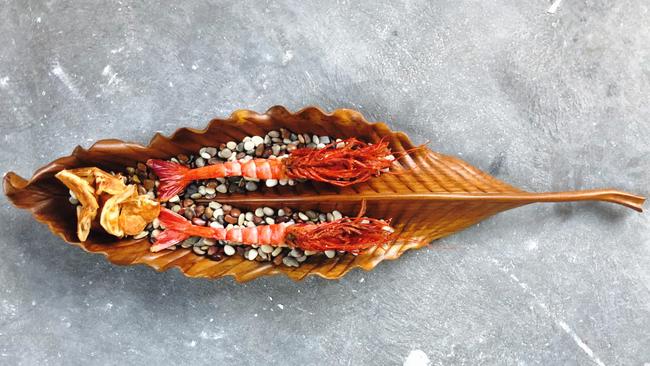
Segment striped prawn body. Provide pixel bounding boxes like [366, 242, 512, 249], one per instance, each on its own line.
[186, 159, 288, 181]
[146, 138, 397, 201]
[150, 207, 394, 253]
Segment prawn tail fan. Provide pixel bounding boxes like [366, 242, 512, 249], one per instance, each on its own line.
[286, 217, 395, 252]
[146, 159, 191, 201]
[149, 208, 193, 252]
[285, 138, 395, 186]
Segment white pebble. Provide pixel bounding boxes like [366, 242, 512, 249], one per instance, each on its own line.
[68, 190, 77, 200]
[260, 245, 274, 254]
[282, 257, 299, 267]
[304, 250, 317, 256]
[279, 179, 288, 186]
[208, 201, 221, 209]
[298, 212, 309, 221]
[198, 186, 207, 195]
[69, 197, 79, 205]
[289, 249, 302, 257]
[238, 214, 246, 226]
[277, 209, 285, 217]
[200, 152, 212, 159]
[265, 179, 278, 187]
[209, 221, 224, 229]
[246, 221, 256, 228]
[152, 218, 160, 229]
[332, 210, 343, 220]
[325, 250, 336, 258]
[205, 187, 216, 195]
[219, 149, 232, 159]
[326, 213, 334, 222]
[312, 135, 320, 144]
[202, 238, 216, 246]
[224, 245, 235, 256]
[169, 195, 180, 203]
[216, 184, 228, 193]
[246, 249, 258, 261]
[316, 143, 326, 149]
[226, 141, 237, 150]
[251, 135, 264, 146]
[268, 130, 280, 138]
[245, 212, 254, 221]
[255, 208, 265, 217]
[265, 217, 275, 225]
[263, 207, 274, 216]
[382, 226, 395, 233]
[243, 141, 255, 151]
[271, 247, 283, 256]
[213, 208, 224, 217]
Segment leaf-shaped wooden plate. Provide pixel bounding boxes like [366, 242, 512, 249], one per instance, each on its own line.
[3, 106, 645, 282]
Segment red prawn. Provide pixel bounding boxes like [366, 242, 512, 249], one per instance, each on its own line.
[151, 207, 394, 253]
[147, 138, 395, 201]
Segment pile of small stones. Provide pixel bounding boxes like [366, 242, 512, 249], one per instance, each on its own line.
[163, 129, 339, 197]
[68, 129, 351, 267]
[70, 129, 356, 267]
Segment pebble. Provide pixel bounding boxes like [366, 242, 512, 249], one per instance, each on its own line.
[238, 214, 246, 226]
[260, 245, 274, 254]
[245, 181, 258, 191]
[243, 141, 255, 151]
[265, 217, 275, 225]
[271, 247, 283, 257]
[265, 179, 278, 187]
[245, 212, 254, 221]
[332, 210, 343, 220]
[282, 257, 299, 267]
[202, 238, 216, 246]
[195, 157, 206, 167]
[268, 130, 280, 138]
[224, 245, 235, 256]
[325, 250, 336, 258]
[262, 207, 274, 216]
[226, 141, 237, 150]
[219, 149, 232, 159]
[255, 208, 265, 217]
[251, 135, 264, 146]
[298, 212, 309, 221]
[216, 184, 228, 193]
[209, 201, 221, 209]
[246, 249, 258, 261]
[205, 187, 216, 195]
[193, 246, 206, 255]
[169, 195, 180, 203]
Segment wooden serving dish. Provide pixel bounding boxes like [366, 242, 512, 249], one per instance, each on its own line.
[3, 106, 645, 281]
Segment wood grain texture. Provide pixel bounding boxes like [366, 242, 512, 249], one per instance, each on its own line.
[3, 106, 645, 282]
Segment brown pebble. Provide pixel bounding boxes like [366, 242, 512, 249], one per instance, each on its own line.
[204, 207, 213, 219]
[222, 204, 232, 212]
[184, 208, 195, 220]
[192, 217, 206, 226]
[177, 154, 189, 163]
[182, 199, 194, 207]
[206, 182, 218, 189]
[137, 185, 147, 195]
[143, 179, 155, 191]
[236, 246, 245, 256]
[224, 215, 238, 224]
[194, 205, 205, 216]
[255, 144, 265, 156]
[281, 128, 291, 140]
[282, 207, 293, 216]
[252, 216, 264, 225]
[137, 162, 147, 172]
[273, 255, 284, 266]
[230, 208, 241, 217]
[236, 152, 246, 159]
[218, 143, 226, 150]
[275, 216, 289, 224]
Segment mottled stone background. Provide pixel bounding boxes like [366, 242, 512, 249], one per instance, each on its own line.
[1, 1, 648, 365]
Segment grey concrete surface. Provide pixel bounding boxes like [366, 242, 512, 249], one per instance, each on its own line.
[1, 1, 649, 365]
